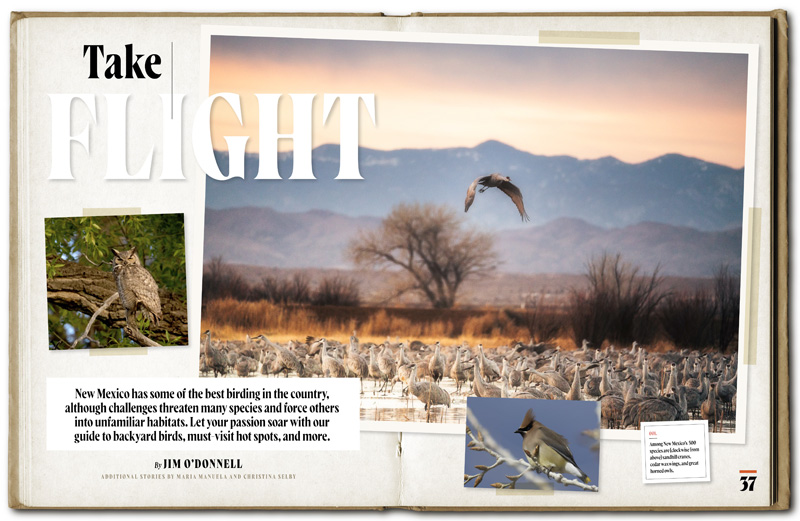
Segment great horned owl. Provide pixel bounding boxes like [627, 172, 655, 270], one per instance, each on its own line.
[111, 247, 162, 327]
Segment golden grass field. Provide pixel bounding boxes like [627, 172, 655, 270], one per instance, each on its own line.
[201, 298, 689, 353]
[201, 298, 569, 348]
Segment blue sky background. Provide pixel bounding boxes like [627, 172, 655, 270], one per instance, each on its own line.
[465, 397, 600, 492]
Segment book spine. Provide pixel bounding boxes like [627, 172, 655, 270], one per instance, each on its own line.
[8, 12, 25, 510]
[770, 8, 789, 512]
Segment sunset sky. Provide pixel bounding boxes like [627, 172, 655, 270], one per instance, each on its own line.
[208, 35, 749, 168]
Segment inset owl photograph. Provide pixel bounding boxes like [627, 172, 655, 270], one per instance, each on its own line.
[46, 213, 188, 349]
[464, 397, 600, 492]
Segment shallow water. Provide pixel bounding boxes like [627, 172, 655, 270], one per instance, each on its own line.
[201, 372, 734, 431]
[358, 378, 468, 424]
[200, 371, 468, 424]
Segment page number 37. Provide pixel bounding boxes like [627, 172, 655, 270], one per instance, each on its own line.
[740, 476, 757, 491]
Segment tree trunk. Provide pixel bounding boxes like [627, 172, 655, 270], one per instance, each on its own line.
[47, 262, 188, 345]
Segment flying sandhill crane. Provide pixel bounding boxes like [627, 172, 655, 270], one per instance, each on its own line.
[408, 365, 451, 418]
[202, 330, 228, 378]
[464, 173, 529, 221]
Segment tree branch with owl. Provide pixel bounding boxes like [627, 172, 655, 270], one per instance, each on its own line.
[46, 214, 187, 349]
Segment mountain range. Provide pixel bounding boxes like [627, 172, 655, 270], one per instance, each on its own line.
[205, 140, 745, 231]
[203, 207, 741, 277]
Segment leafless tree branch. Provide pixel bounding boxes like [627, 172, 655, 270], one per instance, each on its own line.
[69, 292, 119, 349]
[349, 203, 497, 308]
[465, 409, 598, 492]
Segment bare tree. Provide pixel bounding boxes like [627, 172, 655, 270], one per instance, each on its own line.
[348, 203, 497, 308]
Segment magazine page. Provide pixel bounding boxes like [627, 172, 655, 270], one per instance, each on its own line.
[384, 13, 779, 508]
[8, 10, 786, 510]
[10, 13, 406, 508]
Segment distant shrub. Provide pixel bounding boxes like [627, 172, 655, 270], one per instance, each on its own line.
[505, 296, 564, 344]
[659, 290, 716, 348]
[568, 252, 665, 346]
[251, 273, 312, 305]
[712, 263, 740, 352]
[462, 310, 516, 338]
[311, 276, 361, 307]
[202, 257, 251, 301]
[566, 288, 611, 348]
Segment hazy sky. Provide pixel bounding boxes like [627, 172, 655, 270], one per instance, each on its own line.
[209, 35, 749, 168]
[465, 397, 600, 491]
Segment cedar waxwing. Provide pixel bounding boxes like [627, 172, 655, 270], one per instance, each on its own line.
[514, 408, 591, 483]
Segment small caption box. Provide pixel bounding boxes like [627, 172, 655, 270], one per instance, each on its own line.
[641, 420, 710, 484]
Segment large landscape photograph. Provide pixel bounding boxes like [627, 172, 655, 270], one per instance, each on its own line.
[199, 31, 749, 433]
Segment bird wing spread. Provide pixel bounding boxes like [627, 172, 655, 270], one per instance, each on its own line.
[464, 177, 481, 212]
[497, 180, 530, 221]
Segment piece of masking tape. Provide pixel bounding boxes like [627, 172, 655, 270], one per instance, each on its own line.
[496, 486, 554, 496]
[539, 30, 640, 45]
[82, 207, 142, 216]
[743, 207, 761, 365]
[90, 347, 148, 357]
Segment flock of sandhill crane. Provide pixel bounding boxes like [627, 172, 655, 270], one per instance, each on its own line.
[200, 330, 737, 431]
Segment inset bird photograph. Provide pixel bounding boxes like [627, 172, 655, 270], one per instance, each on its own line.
[199, 30, 750, 433]
[464, 397, 599, 492]
[46, 213, 188, 349]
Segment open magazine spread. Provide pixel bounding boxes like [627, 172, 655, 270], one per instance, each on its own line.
[8, 11, 788, 510]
